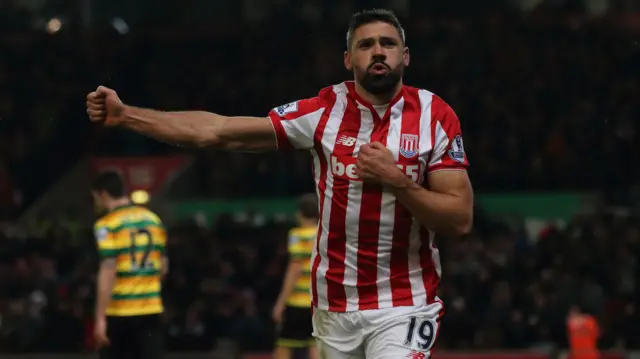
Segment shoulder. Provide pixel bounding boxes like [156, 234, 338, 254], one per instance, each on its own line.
[289, 227, 303, 238]
[94, 213, 108, 227]
[430, 94, 458, 122]
[133, 207, 166, 232]
[313, 82, 348, 108]
[270, 82, 346, 119]
[423, 90, 457, 123]
[140, 207, 163, 225]
[288, 227, 303, 246]
[405, 86, 457, 118]
[271, 97, 323, 120]
[94, 217, 112, 242]
[409, 87, 461, 136]
[93, 208, 126, 238]
[94, 211, 117, 230]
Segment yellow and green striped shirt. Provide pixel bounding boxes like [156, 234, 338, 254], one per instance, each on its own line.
[94, 204, 166, 316]
[286, 226, 315, 308]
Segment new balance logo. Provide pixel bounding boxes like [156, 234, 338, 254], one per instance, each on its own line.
[336, 135, 356, 146]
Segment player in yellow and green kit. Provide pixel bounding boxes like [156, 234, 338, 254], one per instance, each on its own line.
[272, 193, 319, 359]
[91, 170, 168, 359]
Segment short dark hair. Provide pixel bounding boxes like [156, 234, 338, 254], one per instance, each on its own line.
[298, 193, 319, 220]
[91, 170, 127, 198]
[346, 9, 406, 50]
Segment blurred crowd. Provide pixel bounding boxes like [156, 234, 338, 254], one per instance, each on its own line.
[440, 206, 640, 350]
[1, 205, 640, 353]
[0, 0, 639, 355]
[0, 1, 638, 216]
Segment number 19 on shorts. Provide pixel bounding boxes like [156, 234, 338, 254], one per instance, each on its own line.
[404, 316, 436, 351]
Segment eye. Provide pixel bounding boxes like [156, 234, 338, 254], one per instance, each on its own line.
[359, 39, 374, 49]
[380, 38, 398, 48]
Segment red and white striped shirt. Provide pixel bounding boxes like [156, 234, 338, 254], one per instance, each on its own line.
[268, 81, 469, 312]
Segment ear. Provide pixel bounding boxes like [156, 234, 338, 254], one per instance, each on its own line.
[403, 47, 410, 67]
[344, 50, 352, 71]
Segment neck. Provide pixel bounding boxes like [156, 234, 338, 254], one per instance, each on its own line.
[299, 219, 317, 228]
[106, 198, 131, 212]
[354, 81, 402, 106]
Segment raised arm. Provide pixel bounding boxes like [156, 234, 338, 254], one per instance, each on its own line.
[122, 107, 275, 151]
[86, 86, 326, 152]
[86, 86, 275, 151]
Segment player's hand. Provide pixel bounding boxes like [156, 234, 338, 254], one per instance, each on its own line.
[86, 86, 126, 127]
[355, 142, 407, 187]
[272, 302, 285, 323]
[94, 316, 110, 348]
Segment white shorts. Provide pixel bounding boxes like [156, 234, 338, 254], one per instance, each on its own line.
[312, 301, 444, 359]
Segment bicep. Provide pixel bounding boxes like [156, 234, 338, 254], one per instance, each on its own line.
[214, 96, 325, 151]
[427, 170, 474, 205]
[217, 116, 278, 152]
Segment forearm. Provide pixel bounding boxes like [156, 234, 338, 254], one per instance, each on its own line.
[276, 261, 303, 306]
[122, 106, 227, 147]
[391, 179, 473, 238]
[96, 260, 116, 319]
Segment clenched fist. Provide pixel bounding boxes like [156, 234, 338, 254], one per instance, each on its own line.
[86, 86, 125, 126]
[355, 142, 408, 187]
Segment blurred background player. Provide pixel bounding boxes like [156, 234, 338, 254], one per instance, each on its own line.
[567, 305, 601, 359]
[272, 193, 319, 359]
[92, 170, 168, 359]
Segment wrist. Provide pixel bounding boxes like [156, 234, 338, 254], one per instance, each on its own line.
[119, 104, 134, 125]
[386, 168, 414, 189]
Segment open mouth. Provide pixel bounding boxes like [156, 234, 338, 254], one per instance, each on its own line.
[368, 63, 389, 75]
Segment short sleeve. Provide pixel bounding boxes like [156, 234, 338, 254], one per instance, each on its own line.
[94, 223, 117, 259]
[268, 97, 326, 150]
[287, 231, 307, 259]
[427, 97, 469, 173]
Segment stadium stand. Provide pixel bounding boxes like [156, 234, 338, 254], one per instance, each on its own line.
[0, 0, 638, 357]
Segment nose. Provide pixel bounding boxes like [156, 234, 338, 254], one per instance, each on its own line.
[372, 42, 385, 55]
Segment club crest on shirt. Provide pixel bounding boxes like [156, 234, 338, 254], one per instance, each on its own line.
[274, 101, 299, 116]
[448, 135, 465, 163]
[399, 134, 419, 158]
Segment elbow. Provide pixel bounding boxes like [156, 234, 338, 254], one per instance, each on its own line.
[456, 217, 473, 238]
[447, 213, 473, 239]
[194, 134, 220, 148]
[194, 113, 229, 148]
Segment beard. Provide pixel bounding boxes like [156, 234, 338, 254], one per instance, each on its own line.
[356, 61, 404, 96]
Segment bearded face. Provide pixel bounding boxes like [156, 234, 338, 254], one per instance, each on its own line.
[355, 56, 404, 96]
[345, 21, 409, 99]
